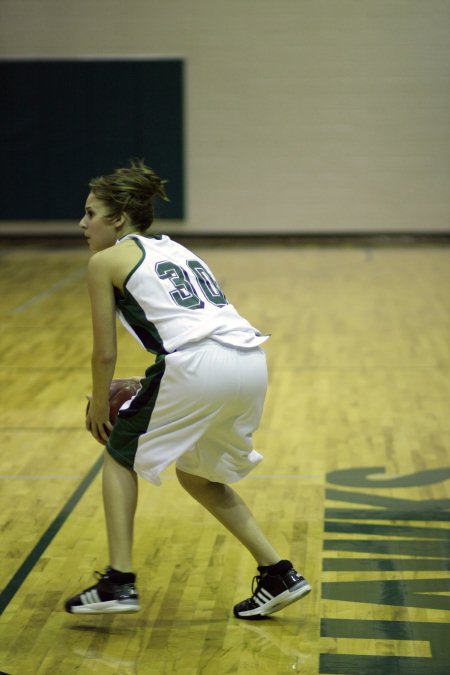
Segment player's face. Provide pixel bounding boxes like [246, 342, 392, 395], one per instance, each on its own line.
[79, 193, 118, 252]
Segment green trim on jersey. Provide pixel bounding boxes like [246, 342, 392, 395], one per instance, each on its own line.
[122, 236, 146, 289]
[116, 288, 167, 354]
[115, 236, 166, 355]
[106, 355, 166, 469]
[118, 234, 163, 287]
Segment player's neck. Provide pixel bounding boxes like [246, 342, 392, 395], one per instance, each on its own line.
[117, 224, 142, 241]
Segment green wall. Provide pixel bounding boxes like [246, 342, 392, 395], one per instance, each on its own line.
[1, 59, 184, 219]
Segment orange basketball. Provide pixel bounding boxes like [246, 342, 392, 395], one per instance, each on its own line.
[108, 378, 141, 424]
[86, 378, 141, 426]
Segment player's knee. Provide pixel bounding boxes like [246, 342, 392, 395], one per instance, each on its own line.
[176, 467, 211, 492]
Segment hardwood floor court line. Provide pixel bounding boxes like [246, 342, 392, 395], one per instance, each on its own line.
[0, 453, 103, 616]
[0, 474, 83, 480]
[0, 427, 83, 432]
[11, 267, 85, 314]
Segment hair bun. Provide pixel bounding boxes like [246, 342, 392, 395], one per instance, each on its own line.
[89, 159, 170, 232]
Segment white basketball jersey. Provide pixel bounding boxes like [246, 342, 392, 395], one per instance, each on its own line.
[115, 234, 268, 354]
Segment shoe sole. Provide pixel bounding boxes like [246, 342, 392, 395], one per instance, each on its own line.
[235, 581, 311, 620]
[67, 600, 140, 614]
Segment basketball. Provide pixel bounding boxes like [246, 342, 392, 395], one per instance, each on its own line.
[108, 378, 142, 423]
[86, 378, 141, 426]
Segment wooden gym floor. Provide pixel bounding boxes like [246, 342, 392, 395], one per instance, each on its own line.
[0, 241, 449, 674]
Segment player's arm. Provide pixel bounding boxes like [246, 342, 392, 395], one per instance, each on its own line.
[86, 251, 117, 444]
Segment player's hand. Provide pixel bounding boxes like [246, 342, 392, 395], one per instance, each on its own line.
[86, 399, 113, 445]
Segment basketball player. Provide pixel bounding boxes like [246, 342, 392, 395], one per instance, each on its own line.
[64, 160, 311, 618]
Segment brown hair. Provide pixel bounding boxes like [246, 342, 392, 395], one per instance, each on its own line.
[89, 159, 169, 232]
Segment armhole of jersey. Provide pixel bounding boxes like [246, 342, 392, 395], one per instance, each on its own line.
[122, 236, 146, 291]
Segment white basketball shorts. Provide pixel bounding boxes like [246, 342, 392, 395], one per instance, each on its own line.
[106, 339, 268, 485]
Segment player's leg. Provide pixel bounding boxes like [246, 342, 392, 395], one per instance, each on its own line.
[102, 450, 138, 572]
[176, 467, 280, 565]
[65, 452, 140, 614]
[176, 468, 311, 619]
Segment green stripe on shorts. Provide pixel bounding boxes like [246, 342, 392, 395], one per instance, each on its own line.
[106, 355, 166, 469]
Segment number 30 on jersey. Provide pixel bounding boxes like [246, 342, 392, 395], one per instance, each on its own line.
[155, 259, 228, 310]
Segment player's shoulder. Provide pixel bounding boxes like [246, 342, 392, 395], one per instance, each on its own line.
[88, 240, 146, 291]
[87, 246, 116, 272]
[87, 245, 128, 283]
[90, 237, 141, 265]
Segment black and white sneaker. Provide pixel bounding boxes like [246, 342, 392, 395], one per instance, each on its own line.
[233, 560, 311, 620]
[65, 567, 140, 614]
